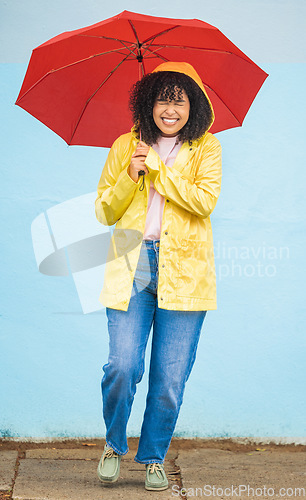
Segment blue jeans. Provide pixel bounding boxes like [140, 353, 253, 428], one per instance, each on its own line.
[102, 239, 207, 464]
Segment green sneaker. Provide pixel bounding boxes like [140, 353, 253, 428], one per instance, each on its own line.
[97, 444, 122, 483]
[145, 463, 169, 491]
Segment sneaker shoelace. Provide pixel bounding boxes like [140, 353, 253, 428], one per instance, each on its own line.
[147, 463, 164, 479]
[101, 447, 118, 467]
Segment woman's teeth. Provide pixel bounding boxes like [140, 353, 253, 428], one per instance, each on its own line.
[162, 118, 178, 124]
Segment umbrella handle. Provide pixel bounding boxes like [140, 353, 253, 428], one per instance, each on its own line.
[137, 128, 145, 190]
[138, 170, 145, 191]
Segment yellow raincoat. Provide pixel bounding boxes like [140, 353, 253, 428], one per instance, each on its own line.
[95, 62, 222, 312]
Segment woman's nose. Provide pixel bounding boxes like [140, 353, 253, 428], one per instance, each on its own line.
[164, 103, 176, 115]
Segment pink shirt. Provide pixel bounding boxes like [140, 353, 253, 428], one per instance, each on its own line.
[143, 135, 182, 240]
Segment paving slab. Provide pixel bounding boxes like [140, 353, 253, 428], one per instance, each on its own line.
[0, 450, 18, 490]
[13, 455, 179, 499]
[26, 448, 102, 460]
[177, 448, 306, 499]
[26, 446, 177, 461]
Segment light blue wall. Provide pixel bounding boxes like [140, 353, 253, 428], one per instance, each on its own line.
[1, 1, 305, 439]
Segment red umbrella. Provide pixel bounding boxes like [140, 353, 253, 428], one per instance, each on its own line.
[15, 10, 268, 148]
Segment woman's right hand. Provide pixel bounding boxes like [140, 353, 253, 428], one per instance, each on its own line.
[128, 141, 150, 183]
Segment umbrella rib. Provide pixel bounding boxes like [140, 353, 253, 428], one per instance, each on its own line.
[128, 20, 146, 67]
[79, 34, 136, 45]
[142, 38, 163, 58]
[147, 43, 234, 55]
[69, 54, 130, 145]
[128, 20, 141, 46]
[142, 26, 180, 45]
[117, 39, 138, 58]
[142, 45, 169, 61]
[138, 55, 169, 60]
[143, 42, 259, 67]
[79, 33, 140, 59]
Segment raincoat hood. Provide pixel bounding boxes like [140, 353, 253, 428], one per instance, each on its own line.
[152, 61, 215, 131]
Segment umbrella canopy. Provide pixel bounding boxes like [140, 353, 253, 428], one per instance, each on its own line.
[15, 10, 268, 148]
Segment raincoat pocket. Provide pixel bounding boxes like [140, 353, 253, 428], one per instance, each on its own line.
[176, 239, 212, 298]
[103, 255, 132, 293]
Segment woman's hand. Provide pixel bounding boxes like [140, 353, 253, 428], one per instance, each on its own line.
[128, 141, 150, 183]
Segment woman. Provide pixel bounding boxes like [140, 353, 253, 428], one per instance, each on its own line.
[95, 61, 222, 491]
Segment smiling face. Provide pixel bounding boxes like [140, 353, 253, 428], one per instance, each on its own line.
[153, 86, 190, 138]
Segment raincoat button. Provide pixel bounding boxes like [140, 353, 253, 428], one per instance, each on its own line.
[160, 297, 163, 300]
[166, 199, 169, 202]
[165, 231, 168, 235]
[162, 264, 165, 268]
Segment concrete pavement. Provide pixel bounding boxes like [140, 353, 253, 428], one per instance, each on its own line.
[0, 439, 305, 499]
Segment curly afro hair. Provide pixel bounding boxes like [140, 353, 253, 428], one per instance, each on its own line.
[129, 71, 213, 146]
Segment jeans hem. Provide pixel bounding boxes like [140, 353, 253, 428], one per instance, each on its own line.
[106, 439, 129, 456]
[134, 456, 164, 464]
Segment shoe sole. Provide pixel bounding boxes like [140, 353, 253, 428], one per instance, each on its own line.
[98, 476, 119, 484]
[98, 477, 118, 484]
[97, 470, 120, 484]
[145, 484, 169, 491]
